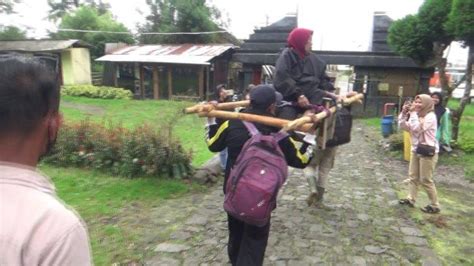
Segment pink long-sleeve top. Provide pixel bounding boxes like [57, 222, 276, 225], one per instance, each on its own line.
[398, 111, 439, 153]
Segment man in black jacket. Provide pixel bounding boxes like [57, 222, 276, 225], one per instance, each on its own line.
[205, 85, 315, 266]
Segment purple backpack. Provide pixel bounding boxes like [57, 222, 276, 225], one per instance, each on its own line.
[224, 121, 288, 227]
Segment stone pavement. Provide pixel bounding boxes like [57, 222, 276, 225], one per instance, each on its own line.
[146, 121, 441, 265]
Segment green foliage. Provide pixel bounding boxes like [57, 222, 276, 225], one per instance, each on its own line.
[388, 15, 434, 65]
[48, 0, 110, 21]
[417, 0, 453, 43]
[360, 117, 380, 128]
[62, 85, 133, 99]
[388, 0, 454, 66]
[0, 25, 27, 40]
[458, 136, 474, 153]
[42, 120, 192, 179]
[0, 0, 20, 14]
[60, 96, 214, 166]
[445, 0, 474, 46]
[139, 0, 221, 44]
[388, 132, 404, 151]
[53, 5, 134, 58]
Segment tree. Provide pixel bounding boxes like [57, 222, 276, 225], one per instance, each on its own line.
[48, 0, 110, 21]
[387, 0, 473, 142]
[388, 0, 454, 94]
[388, 15, 434, 66]
[0, 25, 27, 40]
[445, 0, 474, 140]
[53, 6, 134, 59]
[138, 0, 224, 44]
[0, 0, 21, 14]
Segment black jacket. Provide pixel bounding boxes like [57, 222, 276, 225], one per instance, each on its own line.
[206, 109, 313, 191]
[273, 48, 335, 103]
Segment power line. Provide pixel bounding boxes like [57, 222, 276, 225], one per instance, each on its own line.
[58, 28, 227, 35]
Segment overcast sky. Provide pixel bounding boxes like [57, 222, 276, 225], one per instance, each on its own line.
[0, 0, 467, 64]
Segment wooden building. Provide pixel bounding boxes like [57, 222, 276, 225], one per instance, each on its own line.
[97, 44, 235, 100]
[0, 39, 92, 85]
[232, 13, 434, 117]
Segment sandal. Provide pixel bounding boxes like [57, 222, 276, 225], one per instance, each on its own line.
[399, 199, 415, 208]
[420, 205, 440, 214]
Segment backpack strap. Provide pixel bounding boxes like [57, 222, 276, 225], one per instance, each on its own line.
[273, 130, 289, 142]
[243, 121, 259, 136]
[243, 121, 289, 141]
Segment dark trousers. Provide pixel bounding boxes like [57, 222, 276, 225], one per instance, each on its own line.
[227, 214, 270, 266]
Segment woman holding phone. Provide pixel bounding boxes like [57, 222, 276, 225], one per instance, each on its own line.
[398, 94, 441, 214]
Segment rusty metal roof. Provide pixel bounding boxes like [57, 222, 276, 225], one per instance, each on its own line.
[96, 44, 235, 65]
[0, 39, 91, 52]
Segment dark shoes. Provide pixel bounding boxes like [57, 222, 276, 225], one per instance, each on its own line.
[306, 192, 318, 206]
[420, 205, 441, 214]
[399, 199, 415, 208]
[399, 199, 441, 214]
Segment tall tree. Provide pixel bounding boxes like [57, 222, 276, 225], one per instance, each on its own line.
[0, 25, 27, 40]
[388, 0, 453, 93]
[138, 0, 224, 44]
[53, 5, 134, 59]
[388, 0, 473, 142]
[445, 0, 474, 140]
[388, 15, 434, 66]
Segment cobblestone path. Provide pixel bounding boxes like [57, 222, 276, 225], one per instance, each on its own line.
[146, 121, 441, 265]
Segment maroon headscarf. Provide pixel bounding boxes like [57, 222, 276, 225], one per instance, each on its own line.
[287, 28, 313, 59]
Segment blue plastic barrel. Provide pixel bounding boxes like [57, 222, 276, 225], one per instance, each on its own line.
[381, 115, 394, 137]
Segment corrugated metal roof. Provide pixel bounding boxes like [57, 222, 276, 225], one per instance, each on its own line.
[96, 44, 235, 65]
[0, 39, 90, 52]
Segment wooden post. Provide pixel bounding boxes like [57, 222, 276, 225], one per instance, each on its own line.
[198, 66, 204, 100]
[139, 64, 145, 99]
[318, 99, 332, 150]
[152, 65, 160, 100]
[167, 66, 173, 100]
[113, 64, 118, 87]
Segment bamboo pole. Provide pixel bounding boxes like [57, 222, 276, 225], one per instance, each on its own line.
[197, 110, 315, 132]
[184, 93, 364, 114]
[188, 93, 364, 133]
[184, 100, 249, 114]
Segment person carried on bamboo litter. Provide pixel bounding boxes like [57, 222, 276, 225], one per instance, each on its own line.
[203, 84, 316, 266]
[273, 27, 357, 209]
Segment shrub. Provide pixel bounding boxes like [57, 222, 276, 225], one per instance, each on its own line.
[458, 135, 474, 153]
[61, 85, 133, 99]
[388, 132, 404, 151]
[42, 120, 192, 179]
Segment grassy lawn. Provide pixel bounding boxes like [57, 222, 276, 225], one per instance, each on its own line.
[394, 186, 474, 265]
[60, 95, 213, 166]
[40, 164, 204, 265]
[42, 96, 216, 264]
[361, 102, 474, 265]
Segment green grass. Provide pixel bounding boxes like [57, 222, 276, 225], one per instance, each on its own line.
[40, 164, 205, 265]
[395, 186, 474, 265]
[360, 117, 381, 128]
[48, 96, 215, 264]
[361, 103, 474, 265]
[60, 96, 213, 166]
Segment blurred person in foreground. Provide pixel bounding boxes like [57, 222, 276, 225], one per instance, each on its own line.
[0, 55, 92, 265]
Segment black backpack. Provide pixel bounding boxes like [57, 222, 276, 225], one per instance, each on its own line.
[326, 107, 352, 147]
